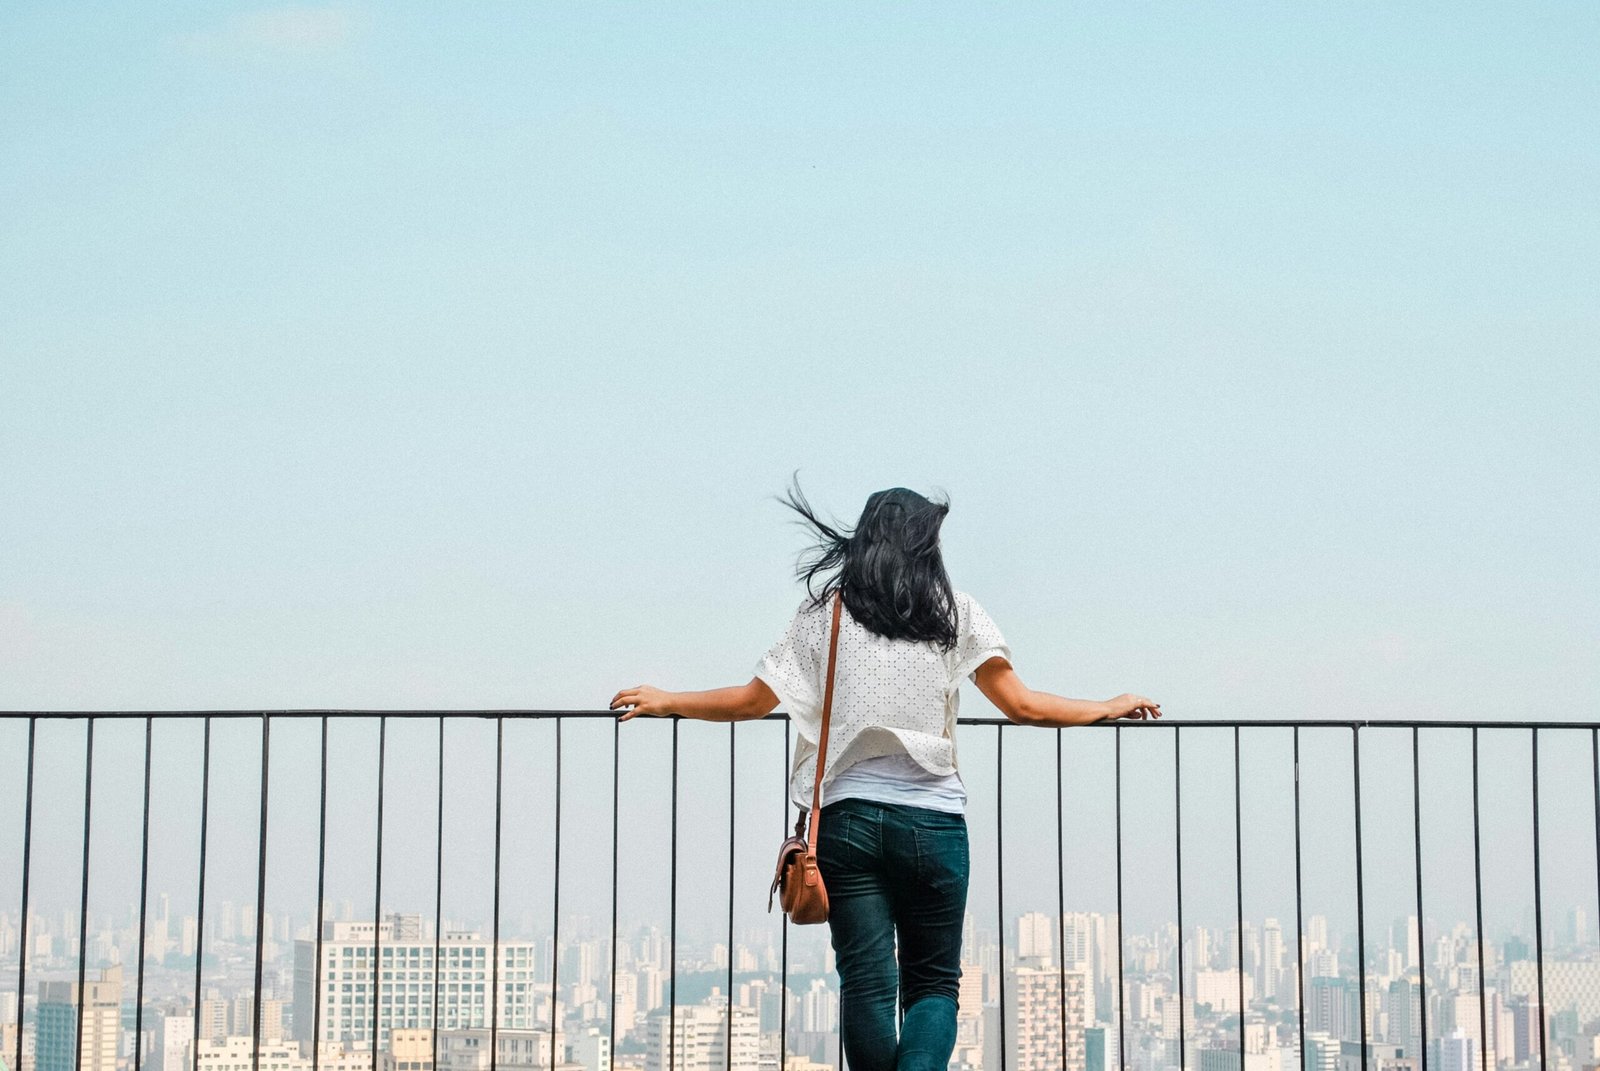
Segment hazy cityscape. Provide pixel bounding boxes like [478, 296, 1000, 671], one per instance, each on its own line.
[4, 879, 1596, 1071]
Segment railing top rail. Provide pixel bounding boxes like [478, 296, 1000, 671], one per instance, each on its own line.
[0, 710, 1596, 730]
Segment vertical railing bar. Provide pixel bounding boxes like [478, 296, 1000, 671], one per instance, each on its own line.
[1532, 728, 1548, 1071]
[1175, 724, 1185, 1071]
[551, 719, 563, 1071]
[608, 715, 620, 1069]
[727, 721, 735, 1067]
[1292, 728, 1306, 1071]
[250, 715, 271, 1071]
[14, 718, 36, 1071]
[1412, 727, 1428, 1071]
[780, 719, 790, 1071]
[670, 717, 679, 1071]
[432, 716, 445, 1067]
[1352, 727, 1368, 1071]
[74, 719, 95, 1071]
[1115, 725, 1126, 1071]
[1472, 728, 1488, 1071]
[194, 716, 212, 1070]
[997, 724, 1007, 1071]
[1593, 729, 1600, 970]
[491, 716, 504, 1071]
[312, 717, 329, 1071]
[371, 716, 387, 1068]
[1233, 725, 1245, 1069]
[1057, 727, 1067, 1071]
[133, 719, 154, 1071]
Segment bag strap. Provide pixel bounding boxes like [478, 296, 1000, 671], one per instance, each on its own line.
[806, 590, 845, 856]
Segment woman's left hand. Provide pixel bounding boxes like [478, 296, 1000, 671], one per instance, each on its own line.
[610, 684, 677, 721]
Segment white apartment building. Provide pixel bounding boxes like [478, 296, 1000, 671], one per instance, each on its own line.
[437, 1028, 580, 1071]
[989, 963, 1087, 1071]
[294, 918, 546, 1049]
[157, 1010, 196, 1071]
[194, 1038, 408, 1071]
[1195, 970, 1254, 1015]
[644, 999, 757, 1071]
[195, 1037, 304, 1071]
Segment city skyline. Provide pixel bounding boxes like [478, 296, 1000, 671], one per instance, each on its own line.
[4, 896, 1592, 1071]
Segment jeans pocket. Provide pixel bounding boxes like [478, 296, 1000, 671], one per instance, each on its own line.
[817, 810, 854, 869]
[913, 822, 969, 887]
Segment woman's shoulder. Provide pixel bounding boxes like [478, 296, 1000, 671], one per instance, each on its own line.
[951, 588, 983, 619]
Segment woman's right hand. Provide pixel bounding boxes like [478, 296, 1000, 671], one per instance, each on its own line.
[1105, 694, 1162, 720]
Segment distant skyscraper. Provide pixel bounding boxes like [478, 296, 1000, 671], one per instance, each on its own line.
[293, 919, 543, 1050]
[1385, 977, 1421, 1059]
[1433, 1030, 1476, 1071]
[1018, 913, 1054, 963]
[1263, 920, 1285, 1001]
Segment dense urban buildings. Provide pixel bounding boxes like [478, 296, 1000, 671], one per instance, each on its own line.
[2, 896, 1593, 1071]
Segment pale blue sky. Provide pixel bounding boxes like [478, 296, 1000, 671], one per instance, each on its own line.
[1, 3, 1597, 962]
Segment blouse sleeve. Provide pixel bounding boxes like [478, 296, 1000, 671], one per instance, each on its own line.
[753, 598, 826, 721]
[949, 592, 1013, 685]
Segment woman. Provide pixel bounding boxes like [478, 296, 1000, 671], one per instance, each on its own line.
[610, 481, 1160, 1071]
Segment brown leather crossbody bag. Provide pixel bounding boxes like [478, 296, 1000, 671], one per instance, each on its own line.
[767, 590, 844, 925]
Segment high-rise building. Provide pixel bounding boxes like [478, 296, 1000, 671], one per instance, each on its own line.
[1019, 914, 1054, 963]
[1509, 995, 1542, 1065]
[294, 920, 544, 1050]
[36, 964, 121, 1071]
[1304, 1031, 1340, 1071]
[1062, 915, 1094, 970]
[643, 999, 756, 1071]
[156, 1008, 195, 1071]
[1433, 1030, 1476, 1071]
[1195, 970, 1253, 1015]
[1263, 920, 1285, 1002]
[992, 965, 1087, 1071]
[1307, 978, 1357, 1041]
[1385, 977, 1422, 1059]
[799, 980, 834, 1034]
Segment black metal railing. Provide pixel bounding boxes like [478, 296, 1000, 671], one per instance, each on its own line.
[2, 713, 1595, 1071]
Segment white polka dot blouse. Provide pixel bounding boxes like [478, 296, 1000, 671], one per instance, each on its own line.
[754, 589, 1012, 812]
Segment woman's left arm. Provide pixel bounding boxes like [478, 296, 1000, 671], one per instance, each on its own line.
[611, 677, 779, 723]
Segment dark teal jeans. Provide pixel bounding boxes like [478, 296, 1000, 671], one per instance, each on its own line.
[816, 797, 970, 1071]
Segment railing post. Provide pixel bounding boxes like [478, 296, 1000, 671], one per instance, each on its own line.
[1412, 726, 1429, 1071]
[1174, 725, 1186, 1071]
[192, 717, 212, 1071]
[1472, 728, 1488, 1071]
[73, 720, 94, 1071]
[1353, 727, 1368, 1071]
[250, 716, 271, 1071]
[1532, 728, 1548, 1071]
[134, 720, 154, 1071]
[1292, 728, 1306, 1071]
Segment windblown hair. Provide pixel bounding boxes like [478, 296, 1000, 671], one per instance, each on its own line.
[775, 474, 959, 651]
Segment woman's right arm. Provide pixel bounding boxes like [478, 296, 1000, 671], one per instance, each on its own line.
[972, 657, 1160, 725]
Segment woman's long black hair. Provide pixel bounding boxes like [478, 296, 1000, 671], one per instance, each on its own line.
[776, 474, 959, 651]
